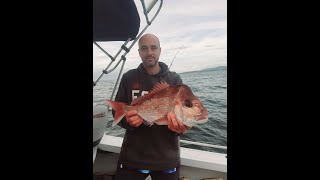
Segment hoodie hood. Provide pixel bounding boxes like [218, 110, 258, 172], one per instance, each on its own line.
[137, 62, 173, 90]
[137, 62, 169, 77]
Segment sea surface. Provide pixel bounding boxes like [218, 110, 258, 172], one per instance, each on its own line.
[93, 67, 227, 153]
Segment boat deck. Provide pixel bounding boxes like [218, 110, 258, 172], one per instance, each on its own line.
[93, 135, 227, 180]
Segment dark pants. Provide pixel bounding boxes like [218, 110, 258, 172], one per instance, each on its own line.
[114, 164, 180, 180]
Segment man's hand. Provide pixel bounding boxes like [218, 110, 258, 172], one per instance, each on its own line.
[126, 110, 143, 127]
[167, 112, 191, 134]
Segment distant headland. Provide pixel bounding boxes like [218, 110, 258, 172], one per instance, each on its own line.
[179, 66, 227, 74]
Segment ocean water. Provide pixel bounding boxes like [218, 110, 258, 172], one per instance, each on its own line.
[93, 67, 227, 153]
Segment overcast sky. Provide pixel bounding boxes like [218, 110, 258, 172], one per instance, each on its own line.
[93, 0, 227, 80]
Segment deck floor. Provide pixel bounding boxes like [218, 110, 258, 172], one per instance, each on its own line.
[93, 149, 226, 180]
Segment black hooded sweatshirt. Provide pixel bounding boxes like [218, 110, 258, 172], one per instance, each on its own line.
[113, 62, 183, 170]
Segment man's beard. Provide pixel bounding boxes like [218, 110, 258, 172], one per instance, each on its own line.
[143, 57, 158, 67]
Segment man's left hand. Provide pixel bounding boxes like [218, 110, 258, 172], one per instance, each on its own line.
[167, 112, 191, 134]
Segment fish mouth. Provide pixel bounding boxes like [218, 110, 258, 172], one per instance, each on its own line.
[197, 113, 208, 120]
[195, 118, 208, 124]
[194, 114, 208, 122]
[193, 114, 208, 124]
[184, 118, 208, 127]
[195, 113, 208, 121]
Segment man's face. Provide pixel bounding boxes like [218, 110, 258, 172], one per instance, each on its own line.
[138, 36, 161, 68]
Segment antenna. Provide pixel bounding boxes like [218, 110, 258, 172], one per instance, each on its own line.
[169, 45, 183, 70]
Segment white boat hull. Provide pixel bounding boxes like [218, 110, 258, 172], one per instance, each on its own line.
[93, 103, 109, 162]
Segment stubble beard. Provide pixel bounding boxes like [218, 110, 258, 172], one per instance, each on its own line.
[143, 58, 158, 68]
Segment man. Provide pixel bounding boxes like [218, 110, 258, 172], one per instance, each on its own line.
[113, 33, 190, 180]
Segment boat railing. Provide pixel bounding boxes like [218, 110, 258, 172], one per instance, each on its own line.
[98, 135, 227, 172]
[180, 140, 227, 150]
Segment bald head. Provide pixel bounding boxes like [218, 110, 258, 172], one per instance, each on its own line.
[138, 33, 161, 48]
[138, 33, 162, 70]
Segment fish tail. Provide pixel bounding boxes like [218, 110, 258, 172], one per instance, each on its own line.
[105, 100, 126, 127]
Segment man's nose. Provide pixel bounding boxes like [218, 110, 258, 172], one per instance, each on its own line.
[146, 48, 153, 54]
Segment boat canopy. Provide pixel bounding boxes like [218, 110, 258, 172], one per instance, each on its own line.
[93, 0, 140, 42]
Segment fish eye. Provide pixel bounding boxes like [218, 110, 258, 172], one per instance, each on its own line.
[184, 99, 193, 108]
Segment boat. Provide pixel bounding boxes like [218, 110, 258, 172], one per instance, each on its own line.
[93, 0, 227, 179]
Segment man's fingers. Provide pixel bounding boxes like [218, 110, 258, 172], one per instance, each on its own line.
[125, 110, 143, 127]
[126, 110, 138, 117]
[170, 115, 179, 128]
[130, 115, 140, 121]
[129, 118, 142, 127]
[171, 116, 183, 133]
[167, 113, 174, 129]
[168, 112, 190, 134]
[176, 120, 186, 132]
[135, 119, 143, 127]
[168, 112, 186, 133]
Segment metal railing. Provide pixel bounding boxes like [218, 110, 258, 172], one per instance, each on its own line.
[180, 140, 227, 150]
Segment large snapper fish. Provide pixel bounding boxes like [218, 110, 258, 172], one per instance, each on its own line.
[106, 82, 208, 127]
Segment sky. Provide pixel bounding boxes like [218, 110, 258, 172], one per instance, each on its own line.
[93, 0, 227, 80]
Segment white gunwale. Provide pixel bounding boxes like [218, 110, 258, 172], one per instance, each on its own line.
[98, 134, 227, 173]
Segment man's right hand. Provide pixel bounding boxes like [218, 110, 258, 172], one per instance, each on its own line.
[126, 110, 143, 127]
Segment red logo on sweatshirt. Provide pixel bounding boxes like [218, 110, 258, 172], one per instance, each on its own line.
[132, 82, 139, 89]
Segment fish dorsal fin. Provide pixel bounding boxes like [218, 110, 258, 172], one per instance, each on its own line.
[149, 82, 170, 94]
[131, 82, 170, 105]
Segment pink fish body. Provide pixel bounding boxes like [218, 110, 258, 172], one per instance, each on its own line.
[106, 82, 208, 127]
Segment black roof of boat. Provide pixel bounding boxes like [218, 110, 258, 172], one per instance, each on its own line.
[93, 0, 140, 42]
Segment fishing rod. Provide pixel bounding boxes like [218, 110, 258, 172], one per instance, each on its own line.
[169, 45, 183, 70]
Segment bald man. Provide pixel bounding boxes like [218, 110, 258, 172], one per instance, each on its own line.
[112, 33, 190, 180]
